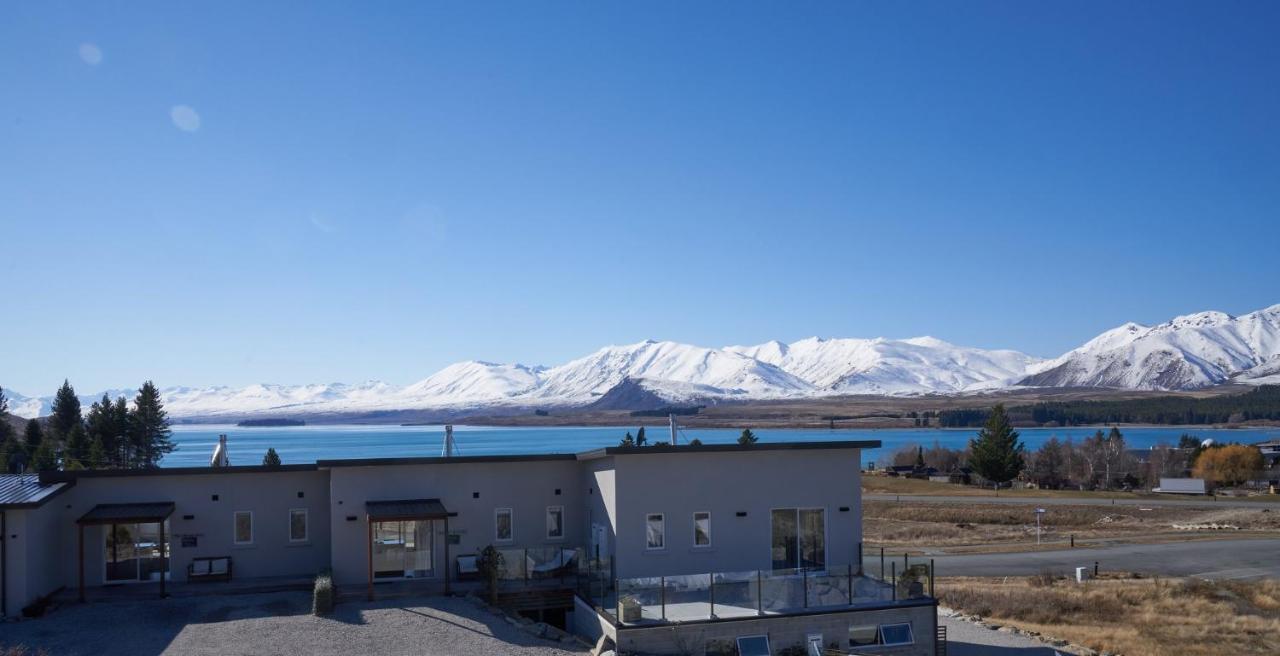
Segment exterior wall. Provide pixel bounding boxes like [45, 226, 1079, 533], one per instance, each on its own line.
[572, 594, 617, 645]
[582, 456, 616, 566]
[56, 470, 332, 587]
[327, 459, 583, 586]
[3, 509, 30, 615]
[3, 503, 71, 616]
[604, 448, 862, 578]
[616, 603, 936, 656]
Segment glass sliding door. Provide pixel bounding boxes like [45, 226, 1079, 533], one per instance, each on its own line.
[373, 520, 434, 579]
[770, 508, 825, 571]
[104, 521, 170, 583]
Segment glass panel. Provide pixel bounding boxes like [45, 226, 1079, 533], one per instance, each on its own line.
[771, 509, 797, 569]
[849, 625, 879, 646]
[645, 514, 664, 549]
[880, 623, 914, 646]
[290, 510, 307, 541]
[412, 520, 433, 576]
[495, 509, 512, 541]
[709, 571, 757, 619]
[547, 508, 563, 538]
[736, 635, 771, 656]
[137, 521, 168, 581]
[694, 512, 711, 546]
[105, 524, 138, 582]
[807, 636, 824, 656]
[661, 573, 711, 622]
[760, 567, 804, 613]
[799, 509, 826, 569]
[373, 521, 405, 578]
[234, 512, 252, 543]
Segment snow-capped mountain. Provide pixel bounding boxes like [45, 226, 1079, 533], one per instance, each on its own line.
[6, 303, 1280, 419]
[727, 336, 1041, 395]
[1020, 305, 1280, 390]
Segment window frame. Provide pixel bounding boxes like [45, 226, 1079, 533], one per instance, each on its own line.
[233, 510, 254, 545]
[848, 624, 879, 647]
[735, 634, 771, 656]
[494, 507, 514, 543]
[692, 511, 712, 548]
[546, 505, 564, 540]
[770, 506, 827, 570]
[645, 512, 665, 550]
[879, 622, 915, 647]
[289, 508, 309, 543]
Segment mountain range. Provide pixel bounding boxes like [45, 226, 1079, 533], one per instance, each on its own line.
[6, 304, 1280, 420]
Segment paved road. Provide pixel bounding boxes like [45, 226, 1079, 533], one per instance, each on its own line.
[864, 493, 1275, 509]
[863, 538, 1280, 581]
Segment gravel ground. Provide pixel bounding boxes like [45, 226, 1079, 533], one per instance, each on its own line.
[940, 613, 1065, 656]
[1, 591, 588, 656]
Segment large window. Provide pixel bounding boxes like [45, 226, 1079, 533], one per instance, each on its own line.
[693, 511, 711, 547]
[495, 508, 513, 542]
[771, 508, 825, 570]
[645, 513, 665, 550]
[546, 506, 564, 539]
[234, 511, 254, 545]
[372, 520, 434, 579]
[849, 623, 914, 648]
[736, 635, 771, 656]
[289, 509, 308, 542]
[104, 521, 170, 583]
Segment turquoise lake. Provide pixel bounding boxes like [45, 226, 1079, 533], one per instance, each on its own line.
[163, 424, 1280, 468]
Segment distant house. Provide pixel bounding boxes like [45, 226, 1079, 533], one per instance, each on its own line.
[1154, 478, 1208, 495]
[1254, 441, 1280, 466]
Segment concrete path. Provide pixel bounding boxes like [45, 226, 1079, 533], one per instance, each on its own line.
[941, 614, 1065, 655]
[869, 537, 1280, 580]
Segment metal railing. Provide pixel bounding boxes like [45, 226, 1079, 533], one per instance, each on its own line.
[577, 560, 935, 626]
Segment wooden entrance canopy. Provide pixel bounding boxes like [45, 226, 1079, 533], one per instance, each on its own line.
[365, 498, 451, 600]
[77, 502, 175, 602]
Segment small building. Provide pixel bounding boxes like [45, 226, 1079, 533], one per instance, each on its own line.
[1154, 478, 1208, 495]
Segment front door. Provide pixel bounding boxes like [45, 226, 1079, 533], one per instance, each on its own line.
[373, 520, 434, 579]
[104, 521, 170, 583]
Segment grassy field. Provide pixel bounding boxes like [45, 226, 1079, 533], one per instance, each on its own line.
[937, 575, 1280, 656]
[863, 499, 1280, 550]
[864, 474, 1280, 501]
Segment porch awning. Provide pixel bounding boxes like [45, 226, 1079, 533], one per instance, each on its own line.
[365, 498, 449, 521]
[77, 502, 176, 525]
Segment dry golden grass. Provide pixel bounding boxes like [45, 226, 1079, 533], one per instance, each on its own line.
[864, 500, 1280, 548]
[938, 575, 1280, 656]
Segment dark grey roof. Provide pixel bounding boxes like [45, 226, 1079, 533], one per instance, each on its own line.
[77, 502, 176, 525]
[366, 498, 449, 520]
[319, 454, 577, 468]
[40, 463, 318, 484]
[0, 474, 71, 509]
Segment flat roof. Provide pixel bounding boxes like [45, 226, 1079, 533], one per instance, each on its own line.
[40, 464, 319, 484]
[0, 474, 71, 509]
[318, 453, 578, 467]
[576, 439, 881, 460]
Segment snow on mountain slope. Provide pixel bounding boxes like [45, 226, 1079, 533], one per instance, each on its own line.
[1021, 305, 1280, 390]
[393, 361, 542, 405]
[529, 340, 814, 404]
[728, 336, 1042, 394]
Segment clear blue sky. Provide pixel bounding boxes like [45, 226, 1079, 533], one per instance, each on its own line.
[3, 2, 1278, 394]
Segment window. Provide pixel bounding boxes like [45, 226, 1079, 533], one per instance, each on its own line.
[735, 635, 771, 656]
[645, 513, 665, 550]
[806, 634, 824, 656]
[693, 511, 711, 547]
[546, 506, 564, 539]
[880, 623, 914, 647]
[289, 509, 308, 542]
[495, 508, 513, 542]
[849, 623, 914, 648]
[771, 508, 825, 570]
[234, 511, 253, 545]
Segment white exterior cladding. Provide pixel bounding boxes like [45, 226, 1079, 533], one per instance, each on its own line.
[5, 440, 875, 620]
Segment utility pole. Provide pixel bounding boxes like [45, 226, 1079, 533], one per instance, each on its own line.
[669, 413, 678, 446]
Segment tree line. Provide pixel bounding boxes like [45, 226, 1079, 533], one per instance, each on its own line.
[0, 380, 175, 473]
[934, 385, 1280, 428]
[896, 404, 1271, 490]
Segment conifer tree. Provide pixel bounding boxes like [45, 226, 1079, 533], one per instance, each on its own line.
[87, 394, 125, 467]
[87, 435, 107, 469]
[688, 438, 703, 446]
[112, 396, 130, 466]
[262, 448, 282, 467]
[65, 422, 90, 467]
[0, 387, 13, 444]
[129, 381, 174, 468]
[968, 404, 1025, 489]
[49, 379, 83, 441]
[915, 445, 926, 468]
[635, 426, 647, 446]
[32, 437, 58, 471]
[24, 419, 42, 452]
[620, 431, 635, 447]
[737, 428, 758, 445]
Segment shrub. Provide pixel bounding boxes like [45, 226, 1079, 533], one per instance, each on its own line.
[312, 568, 335, 616]
[477, 545, 506, 605]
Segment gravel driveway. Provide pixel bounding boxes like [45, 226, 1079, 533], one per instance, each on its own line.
[1, 591, 588, 656]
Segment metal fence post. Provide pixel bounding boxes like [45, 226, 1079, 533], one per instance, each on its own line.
[615, 578, 622, 621]
[524, 548, 530, 583]
[709, 572, 716, 618]
[756, 570, 763, 616]
[847, 563, 854, 605]
[929, 559, 935, 598]
[891, 562, 897, 601]
[880, 547, 885, 579]
[660, 576, 666, 621]
[857, 542, 864, 576]
[802, 567, 809, 608]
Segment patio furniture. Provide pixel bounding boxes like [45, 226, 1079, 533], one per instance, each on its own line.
[188, 556, 233, 582]
[456, 554, 480, 581]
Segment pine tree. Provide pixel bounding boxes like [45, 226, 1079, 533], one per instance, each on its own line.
[32, 437, 58, 471]
[688, 438, 703, 446]
[635, 426, 647, 446]
[262, 448, 282, 467]
[87, 435, 107, 469]
[112, 396, 130, 467]
[737, 428, 758, 445]
[24, 419, 42, 452]
[0, 387, 14, 444]
[65, 422, 90, 467]
[968, 404, 1025, 489]
[128, 381, 174, 468]
[49, 379, 83, 441]
[915, 445, 926, 468]
[620, 431, 635, 447]
[0, 436, 18, 474]
[87, 394, 124, 468]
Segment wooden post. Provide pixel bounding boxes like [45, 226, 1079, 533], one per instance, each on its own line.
[78, 524, 85, 603]
[366, 517, 374, 601]
[443, 516, 450, 596]
[159, 520, 167, 599]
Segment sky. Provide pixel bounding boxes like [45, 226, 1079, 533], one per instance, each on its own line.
[2, 1, 1279, 395]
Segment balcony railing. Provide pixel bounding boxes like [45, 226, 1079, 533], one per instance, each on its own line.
[576, 560, 935, 626]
